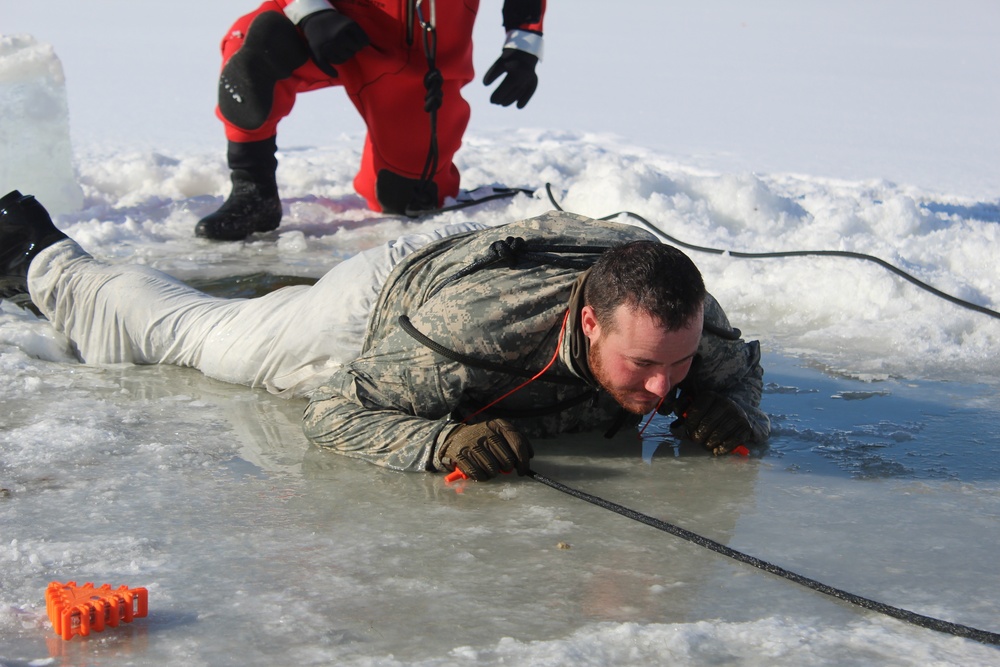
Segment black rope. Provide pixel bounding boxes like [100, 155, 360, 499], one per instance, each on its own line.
[409, 2, 441, 217]
[425, 236, 606, 299]
[543, 183, 1000, 321]
[430, 187, 535, 214]
[527, 469, 1000, 647]
[397, 315, 582, 385]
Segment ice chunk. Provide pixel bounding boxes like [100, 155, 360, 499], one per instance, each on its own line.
[0, 34, 83, 216]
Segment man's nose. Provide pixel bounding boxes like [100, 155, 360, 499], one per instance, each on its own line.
[644, 370, 672, 397]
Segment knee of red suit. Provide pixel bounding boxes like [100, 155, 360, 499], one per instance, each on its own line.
[214, 0, 477, 209]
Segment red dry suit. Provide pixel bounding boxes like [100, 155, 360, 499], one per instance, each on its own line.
[216, 0, 546, 212]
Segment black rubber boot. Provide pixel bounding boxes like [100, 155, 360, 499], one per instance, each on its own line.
[195, 139, 282, 241]
[1, 190, 68, 306]
[194, 170, 282, 241]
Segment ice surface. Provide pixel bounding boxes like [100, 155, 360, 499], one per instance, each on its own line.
[1, 351, 999, 666]
[2, 1, 1000, 665]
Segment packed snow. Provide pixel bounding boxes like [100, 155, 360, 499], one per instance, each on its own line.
[2, 2, 999, 665]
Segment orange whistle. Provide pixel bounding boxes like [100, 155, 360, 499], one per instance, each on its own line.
[445, 468, 519, 484]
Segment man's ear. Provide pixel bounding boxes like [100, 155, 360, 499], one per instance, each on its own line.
[580, 305, 600, 340]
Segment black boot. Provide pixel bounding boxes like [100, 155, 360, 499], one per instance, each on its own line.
[195, 170, 282, 241]
[1, 190, 68, 304]
[195, 138, 282, 241]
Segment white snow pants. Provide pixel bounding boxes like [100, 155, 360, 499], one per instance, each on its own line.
[28, 223, 485, 397]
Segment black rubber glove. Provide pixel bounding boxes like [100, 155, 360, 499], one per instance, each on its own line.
[300, 9, 370, 78]
[672, 390, 753, 456]
[482, 49, 539, 108]
[439, 419, 533, 481]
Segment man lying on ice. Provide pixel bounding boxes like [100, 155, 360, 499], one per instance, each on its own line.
[1, 190, 769, 481]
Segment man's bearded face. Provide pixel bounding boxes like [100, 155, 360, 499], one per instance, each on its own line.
[585, 304, 702, 415]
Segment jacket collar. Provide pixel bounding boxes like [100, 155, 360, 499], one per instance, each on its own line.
[560, 270, 597, 386]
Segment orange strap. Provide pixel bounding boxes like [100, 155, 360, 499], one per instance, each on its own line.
[461, 309, 570, 424]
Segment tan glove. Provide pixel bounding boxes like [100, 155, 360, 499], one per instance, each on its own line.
[439, 419, 533, 481]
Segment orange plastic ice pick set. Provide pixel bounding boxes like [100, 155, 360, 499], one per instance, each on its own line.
[45, 581, 148, 640]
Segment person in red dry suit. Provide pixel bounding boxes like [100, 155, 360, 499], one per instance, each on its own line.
[196, 0, 546, 241]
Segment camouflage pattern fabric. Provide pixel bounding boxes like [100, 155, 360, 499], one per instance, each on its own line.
[303, 211, 768, 472]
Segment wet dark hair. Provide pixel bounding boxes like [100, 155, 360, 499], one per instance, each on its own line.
[584, 241, 706, 331]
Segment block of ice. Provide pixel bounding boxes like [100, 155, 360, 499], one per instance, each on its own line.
[0, 34, 83, 216]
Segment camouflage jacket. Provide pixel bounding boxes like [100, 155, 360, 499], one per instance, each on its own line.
[302, 211, 769, 472]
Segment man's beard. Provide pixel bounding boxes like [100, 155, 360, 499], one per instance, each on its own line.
[588, 338, 662, 416]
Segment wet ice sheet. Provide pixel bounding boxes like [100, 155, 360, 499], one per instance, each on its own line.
[1, 350, 998, 666]
[2, 3, 999, 662]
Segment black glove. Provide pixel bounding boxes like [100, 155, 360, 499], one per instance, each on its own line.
[671, 390, 753, 456]
[439, 419, 533, 481]
[482, 49, 538, 108]
[300, 9, 370, 78]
